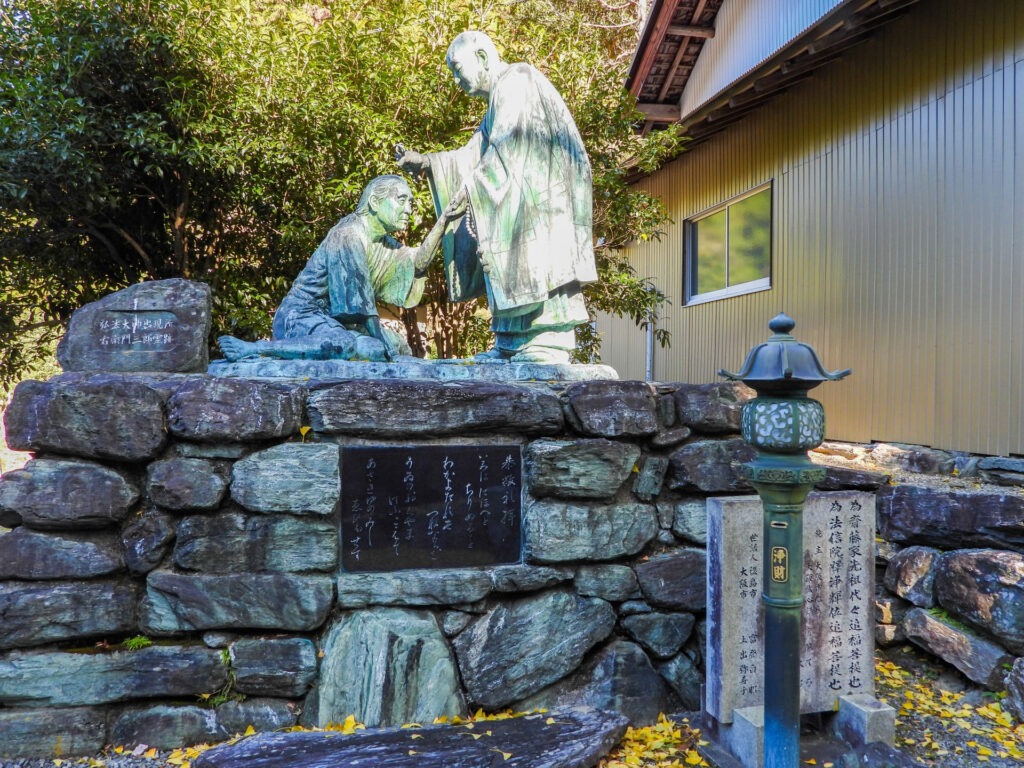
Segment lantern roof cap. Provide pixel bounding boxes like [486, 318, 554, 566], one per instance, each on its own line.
[719, 313, 851, 394]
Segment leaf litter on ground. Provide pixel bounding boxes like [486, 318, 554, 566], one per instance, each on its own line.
[875, 645, 1023, 767]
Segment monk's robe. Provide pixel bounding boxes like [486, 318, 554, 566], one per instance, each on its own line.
[425, 62, 597, 354]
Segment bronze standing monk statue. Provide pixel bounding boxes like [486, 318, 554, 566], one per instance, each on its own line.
[397, 31, 598, 364]
[218, 175, 457, 362]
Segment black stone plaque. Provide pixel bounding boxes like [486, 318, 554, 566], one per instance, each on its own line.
[340, 444, 522, 572]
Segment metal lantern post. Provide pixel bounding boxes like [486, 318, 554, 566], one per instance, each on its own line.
[720, 313, 850, 768]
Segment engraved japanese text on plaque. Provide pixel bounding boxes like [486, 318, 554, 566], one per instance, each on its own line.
[340, 444, 522, 572]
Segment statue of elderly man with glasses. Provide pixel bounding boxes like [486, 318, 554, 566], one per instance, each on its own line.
[218, 174, 459, 363]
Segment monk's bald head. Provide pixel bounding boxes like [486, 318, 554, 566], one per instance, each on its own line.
[446, 31, 501, 68]
[446, 32, 505, 99]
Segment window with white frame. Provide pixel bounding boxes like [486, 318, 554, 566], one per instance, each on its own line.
[684, 183, 772, 305]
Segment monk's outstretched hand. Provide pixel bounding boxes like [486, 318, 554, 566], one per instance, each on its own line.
[395, 144, 428, 176]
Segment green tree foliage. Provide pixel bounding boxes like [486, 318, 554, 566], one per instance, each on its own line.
[0, 0, 682, 388]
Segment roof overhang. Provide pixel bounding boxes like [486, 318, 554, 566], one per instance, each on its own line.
[629, 0, 922, 143]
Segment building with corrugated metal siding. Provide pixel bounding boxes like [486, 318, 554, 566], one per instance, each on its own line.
[598, 0, 1024, 457]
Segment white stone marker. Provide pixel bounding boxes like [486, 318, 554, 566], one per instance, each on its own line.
[706, 491, 875, 724]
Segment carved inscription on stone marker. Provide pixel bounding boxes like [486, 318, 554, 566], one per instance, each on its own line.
[96, 310, 178, 350]
[340, 444, 522, 572]
[706, 491, 875, 724]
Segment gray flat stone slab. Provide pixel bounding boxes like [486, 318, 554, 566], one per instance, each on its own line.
[308, 380, 563, 437]
[0, 580, 139, 650]
[525, 438, 640, 500]
[109, 704, 224, 749]
[230, 638, 318, 698]
[453, 590, 615, 708]
[524, 500, 657, 563]
[0, 706, 107, 759]
[877, 485, 1024, 552]
[167, 378, 305, 443]
[315, 608, 465, 728]
[902, 607, 1012, 689]
[4, 377, 167, 462]
[174, 512, 338, 573]
[0, 645, 228, 706]
[193, 708, 628, 768]
[231, 443, 340, 516]
[140, 572, 334, 634]
[208, 358, 618, 382]
[564, 381, 660, 438]
[0, 528, 124, 579]
[634, 549, 706, 611]
[0, 458, 139, 530]
[489, 564, 572, 593]
[335, 569, 492, 609]
[147, 457, 228, 511]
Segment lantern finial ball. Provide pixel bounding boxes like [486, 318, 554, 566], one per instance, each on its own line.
[768, 312, 796, 335]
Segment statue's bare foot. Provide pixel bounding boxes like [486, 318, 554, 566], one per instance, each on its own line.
[218, 336, 260, 361]
[351, 335, 390, 362]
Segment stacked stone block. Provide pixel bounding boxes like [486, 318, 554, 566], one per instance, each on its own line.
[872, 462, 1024, 717]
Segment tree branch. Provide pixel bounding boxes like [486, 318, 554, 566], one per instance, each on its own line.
[102, 223, 155, 274]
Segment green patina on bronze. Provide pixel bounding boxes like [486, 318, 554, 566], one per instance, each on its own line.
[217, 176, 457, 364]
[397, 31, 597, 365]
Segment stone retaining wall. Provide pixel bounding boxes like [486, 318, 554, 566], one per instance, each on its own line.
[817, 441, 1024, 720]
[0, 374, 758, 758]
[1, 373, 1022, 757]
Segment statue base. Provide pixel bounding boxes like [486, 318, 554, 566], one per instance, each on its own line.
[206, 357, 619, 382]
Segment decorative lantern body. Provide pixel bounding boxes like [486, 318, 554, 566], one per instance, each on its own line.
[742, 397, 825, 454]
[720, 313, 850, 768]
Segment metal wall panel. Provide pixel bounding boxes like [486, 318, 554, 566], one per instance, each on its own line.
[680, 0, 845, 118]
[600, 0, 1024, 456]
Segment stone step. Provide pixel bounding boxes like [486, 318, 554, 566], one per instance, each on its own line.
[193, 708, 628, 768]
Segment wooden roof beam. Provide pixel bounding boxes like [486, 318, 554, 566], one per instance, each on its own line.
[657, 0, 711, 102]
[637, 102, 680, 123]
[627, 0, 681, 97]
[667, 24, 715, 39]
